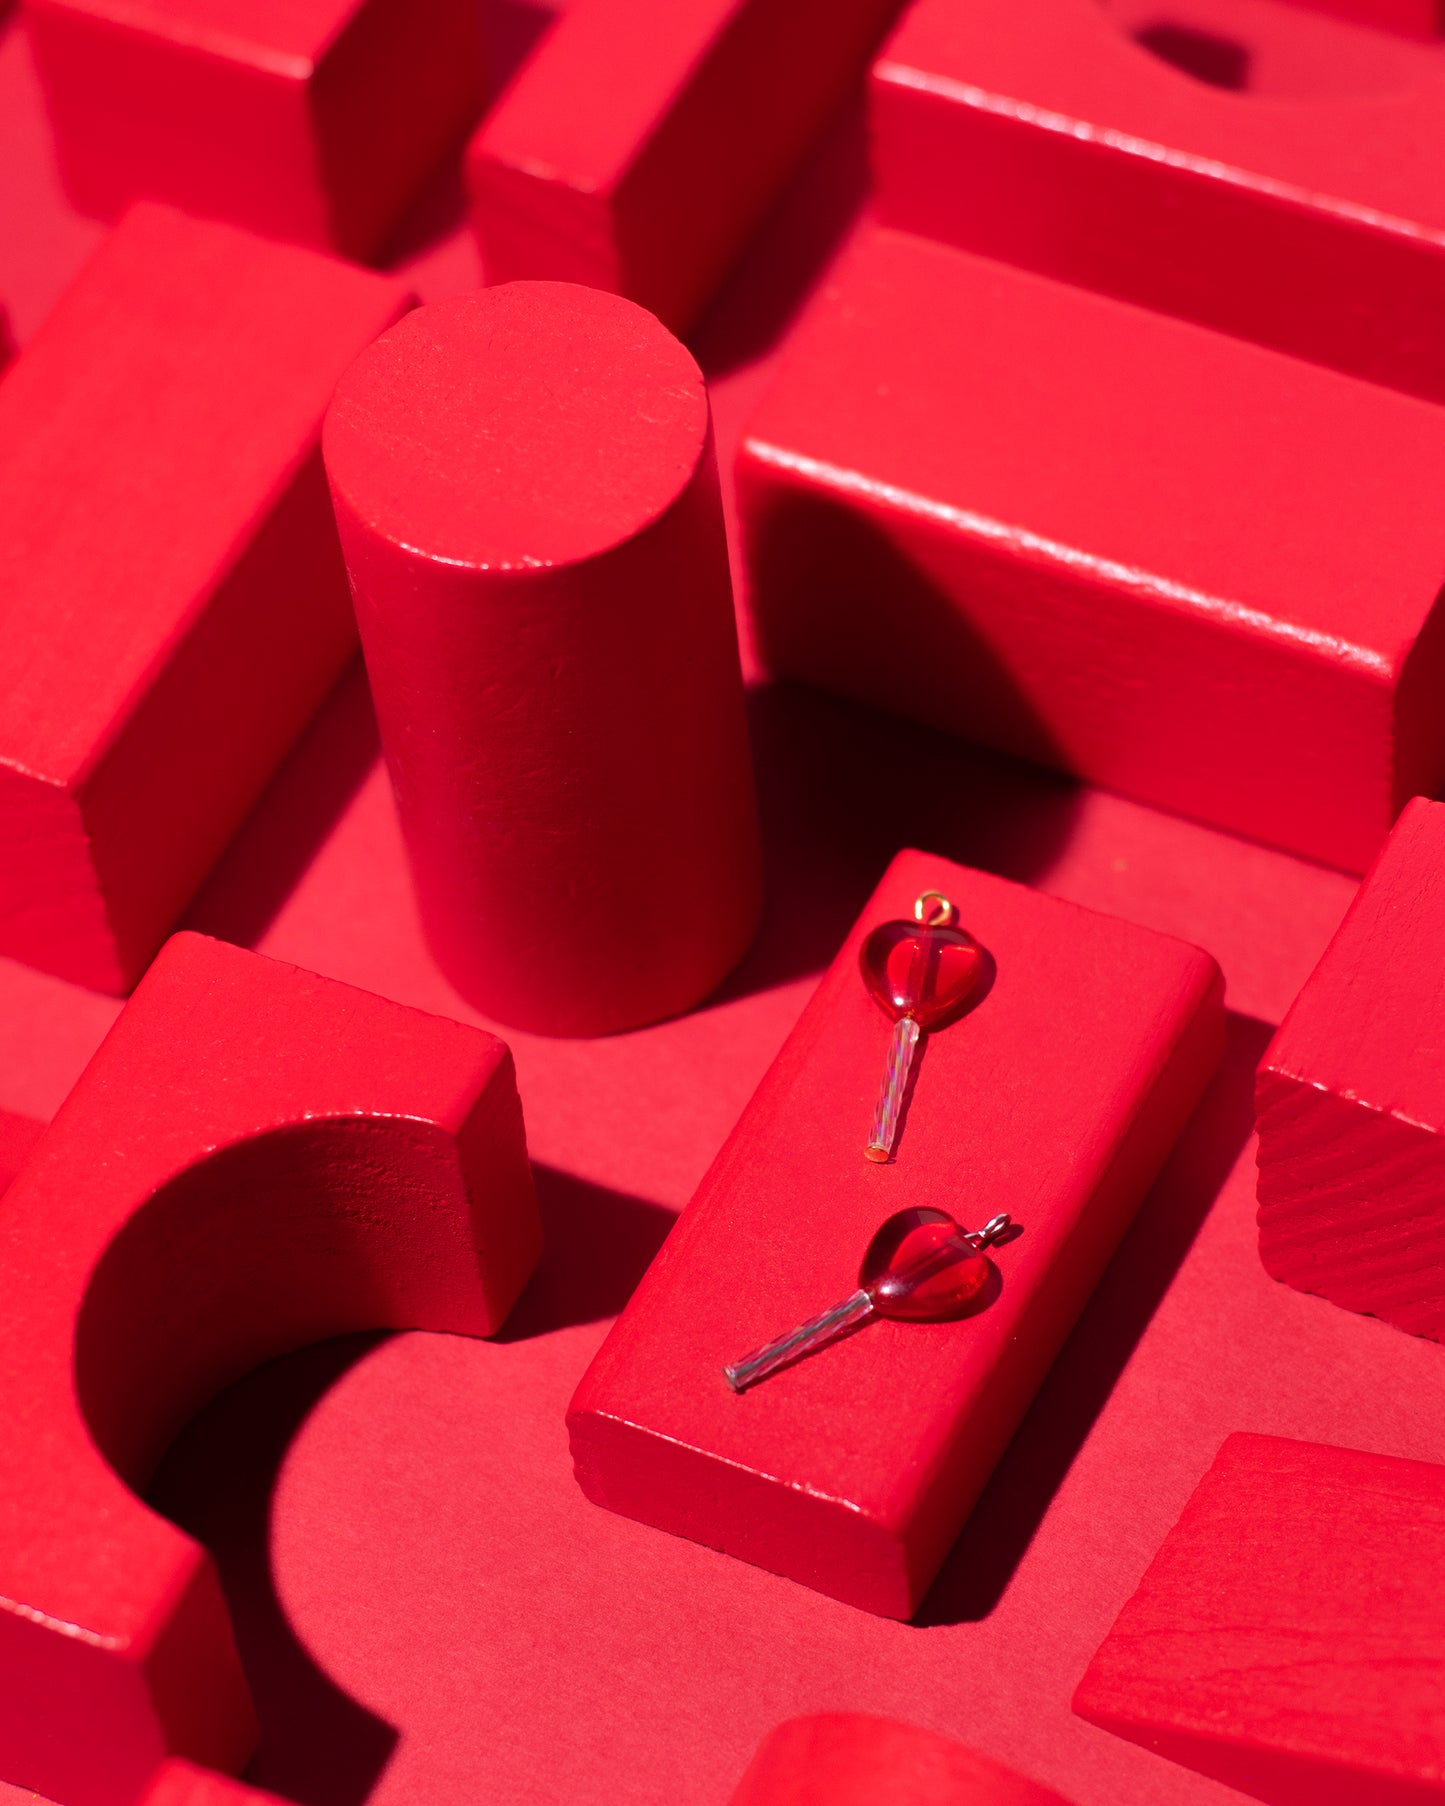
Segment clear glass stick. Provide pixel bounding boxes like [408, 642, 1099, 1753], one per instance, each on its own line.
[867, 1015, 921, 1163]
[723, 1289, 874, 1392]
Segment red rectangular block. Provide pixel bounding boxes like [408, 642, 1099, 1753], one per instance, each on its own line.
[871, 0, 1445, 402]
[1256, 795, 1445, 1340]
[568, 848, 1223, 1619]
[737, 224, 1445, 874]
[25, 0, 485, 258]
[0, 201, 408, 993]
[466, 0, 899, 332]
[1075, 1432, 1445, 1804]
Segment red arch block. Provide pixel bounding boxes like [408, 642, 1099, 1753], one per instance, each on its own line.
[729, 1716, 1075, 1805]
[0, 932, 540, 1806]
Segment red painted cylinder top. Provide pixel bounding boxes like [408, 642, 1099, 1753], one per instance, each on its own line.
[323, 281, 760, 1036]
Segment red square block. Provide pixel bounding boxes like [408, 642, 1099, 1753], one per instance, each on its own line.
[871, 0, 1445, 402]
[737, 224, 1445, 873]
[0, 201, 408, 994]
[24, 0, 485, 257]
[466, 0, 899, 332]
[1256, 795, 1445, 1340]
[568, 848, 1223, 1619]
[1074, 1432, 1445, 1804]
[729, 1716, 1074, 1806]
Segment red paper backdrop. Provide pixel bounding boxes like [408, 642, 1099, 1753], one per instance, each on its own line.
[2, 6, 1439, 1804]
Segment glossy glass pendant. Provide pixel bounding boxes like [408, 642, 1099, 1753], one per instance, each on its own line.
[860, 891, 982, 1162]
[723, 1207, 1012, 1392]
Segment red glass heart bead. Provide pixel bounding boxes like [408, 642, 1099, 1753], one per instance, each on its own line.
[860, 1207, 990, 1321]
[860, 917, 983, 1031]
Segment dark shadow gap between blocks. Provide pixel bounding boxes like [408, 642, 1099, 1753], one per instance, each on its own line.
[148, 1332, 400, 1806]
[706, 680, 1085, 1007]
[494, 1164, 678, 1342]
[182, 658, 381, 953]
[915, 1008, 1273, 1626]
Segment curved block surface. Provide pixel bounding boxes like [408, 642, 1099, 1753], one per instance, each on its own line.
[324, 282, 760, 1036]
[729, 1715, 1075, 1804]
[0, 932, 540, 1806]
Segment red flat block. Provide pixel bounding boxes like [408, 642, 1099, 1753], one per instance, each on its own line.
[870, 0, 1445, 403]
[324, 283, 760, 1036]
[0, 930, 539, 1806]
[0, 201, 407, 994]
[1256, 796, 1445, 1339]
[24, 0, 485, 258]
[465, 0, 899, 333]
[140, 1763, 288, 1806]
[1074, 1432, 1445, 1803]
[729, 1716, 1074, 1805]
[737, 224, 1445, 874]
[568, 848, 1223, 1619]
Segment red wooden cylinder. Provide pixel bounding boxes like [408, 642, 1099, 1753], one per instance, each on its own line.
[323, 282, 760, 1035]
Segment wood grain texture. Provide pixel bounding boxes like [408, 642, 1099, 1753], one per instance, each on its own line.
[1075, 1432, 1445, 1804]
[1256, 796, 1445, 1340]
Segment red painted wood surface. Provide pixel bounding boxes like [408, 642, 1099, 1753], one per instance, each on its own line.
[1256, 795, 1445, 1339]
[323, 282, 760, 1035]
[729, 1716, 1075, 1805]
[737, 223, 1445, 875]
[569, 848, 1223, 1618]
[139, 1762, 287, 1806]
[23, 0, 485, 258]
[0, 201, 407, 995]
[0, 931, 539, 1806]
[871, 0, 1445, 403]
[465, 0, 898, 331]
[1074, 1431, 1445, 1803]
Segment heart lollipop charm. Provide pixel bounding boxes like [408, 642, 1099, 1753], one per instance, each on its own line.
[860, 891, 984, 1162]
[723, 1208, 1012, 1392]
[859, 1206, 992, 1320]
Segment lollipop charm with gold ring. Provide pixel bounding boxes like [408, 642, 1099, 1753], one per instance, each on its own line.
[859, 890, 984, 1163]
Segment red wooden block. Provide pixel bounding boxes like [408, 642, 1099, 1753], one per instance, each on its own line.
[0, 201, 407, 995]
[1256, 796, 1445, 1339]
[24, 0, 485, 259]
[729, 1716, 1074, 1805]
[870, 0, 1445, 404]
[568, 848, 1223, 1618]
[0, 930, 540, 1806]
[0, 1104, 43, 1192]
[1074, 1432, 1445, 1804]
[139, 1762, 288, 1806]
[737, 223, 1445, 875]
[323, 282, 760, 1036]
[465, 0, 899, 333]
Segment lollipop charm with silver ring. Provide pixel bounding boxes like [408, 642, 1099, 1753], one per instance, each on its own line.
[860, 890, 984, 1163]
